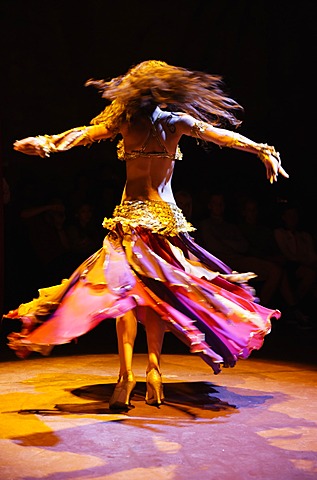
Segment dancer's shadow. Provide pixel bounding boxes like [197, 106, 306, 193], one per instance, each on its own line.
[54, 381, 241, 417]
[16, 381, 274, 418]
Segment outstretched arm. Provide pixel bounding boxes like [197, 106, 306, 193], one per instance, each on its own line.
[181, 115, 289, 184]
[13, 123, 113, 158]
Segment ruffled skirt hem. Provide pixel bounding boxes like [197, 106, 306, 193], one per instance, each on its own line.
[4, 224, 280, 374]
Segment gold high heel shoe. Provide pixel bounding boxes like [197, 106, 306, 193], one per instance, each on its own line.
[145, 368, 164, 406]
[109, 372, 136, 410]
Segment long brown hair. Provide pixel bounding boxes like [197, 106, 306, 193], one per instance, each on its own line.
[85, 60, 243, 138]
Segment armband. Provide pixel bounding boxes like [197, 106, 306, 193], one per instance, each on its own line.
[190, 121, 208, 138]
[81, 128, 94, 146]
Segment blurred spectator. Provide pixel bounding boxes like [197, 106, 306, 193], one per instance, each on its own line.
[94, 163, 124, 220]
[237, 196, 280, 260]
[237, 196, 312, 326]
[67, 172, 95, 217]
[20, 197, 73, 284]
[274, 202, 317, 314]
[2, 177, 11, 205]
[174, 189, 193, 221]
[3, 176, 42, 308]
[66, 202, 102, 263]
[197, 192, 296, 311]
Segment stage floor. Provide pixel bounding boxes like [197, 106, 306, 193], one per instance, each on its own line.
[0, 353, 316, 480]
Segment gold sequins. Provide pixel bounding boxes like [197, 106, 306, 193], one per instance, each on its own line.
[102, 200, 196, 236]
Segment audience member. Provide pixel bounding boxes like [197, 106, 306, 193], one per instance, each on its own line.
[174, 189, 193, 221]
[274, 202, 317, 316]
[2, 177, 11, 205]
[67, 172, 95, 217]
[197, 192, 309, 322]
[3, 174, 48, 307]
[237, 196, 279, 259]
[66, 202, 102, 263]
[93, 163, 124, 220]
[20, 197, 73, 285]
[237, 196, 312, 326]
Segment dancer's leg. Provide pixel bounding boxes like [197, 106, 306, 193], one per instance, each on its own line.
[141, 307, 166, 373]
[141, 307, 166, 405]
[109, 310, 137, 409]
[116, 309, 137, 378]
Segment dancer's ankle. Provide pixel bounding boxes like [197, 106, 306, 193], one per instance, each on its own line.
[121, 370, 134, 382]
[146, 364, 161, 374]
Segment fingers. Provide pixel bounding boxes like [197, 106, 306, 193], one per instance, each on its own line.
[265, 153, 289, 183]
[269, 167, 289, 183]
[279, 165, 289, 178]
[266, 165, 275, 183]
[13, 140, 25, 151]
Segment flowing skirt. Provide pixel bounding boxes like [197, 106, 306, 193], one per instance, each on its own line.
[4, 200, 280, 374]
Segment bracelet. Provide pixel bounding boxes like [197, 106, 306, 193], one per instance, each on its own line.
[220, 134, 281, 166]
[36, 135, 57, 157]
[256, 143, 281, 166]
[190, 121, 208, 138]
[82, 128, 94, 146]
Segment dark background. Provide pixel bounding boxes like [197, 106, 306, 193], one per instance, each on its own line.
[1, 0, 316, 360]
[2, 1, 316, 194]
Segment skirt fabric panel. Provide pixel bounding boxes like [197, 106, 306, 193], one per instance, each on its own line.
[4, 217, 280, 373]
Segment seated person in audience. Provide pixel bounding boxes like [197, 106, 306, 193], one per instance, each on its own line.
[174, 189, 193, 222]
[237, 196, 311, 325]
[20, 197, 72, 284]
[66, 202, 102, 263]
[197, 192, 310, 322]
[274, 202, 317, 315]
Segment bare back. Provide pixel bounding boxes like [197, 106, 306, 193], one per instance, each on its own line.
[119, 107, 186, 204]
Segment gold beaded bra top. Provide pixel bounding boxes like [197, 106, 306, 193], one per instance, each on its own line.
[117, 112, 183, 161]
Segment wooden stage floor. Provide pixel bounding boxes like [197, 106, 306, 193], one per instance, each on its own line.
[0, 350, 316, 480]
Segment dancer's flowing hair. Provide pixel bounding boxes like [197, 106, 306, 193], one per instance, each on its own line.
[85, 60, 243, 138]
